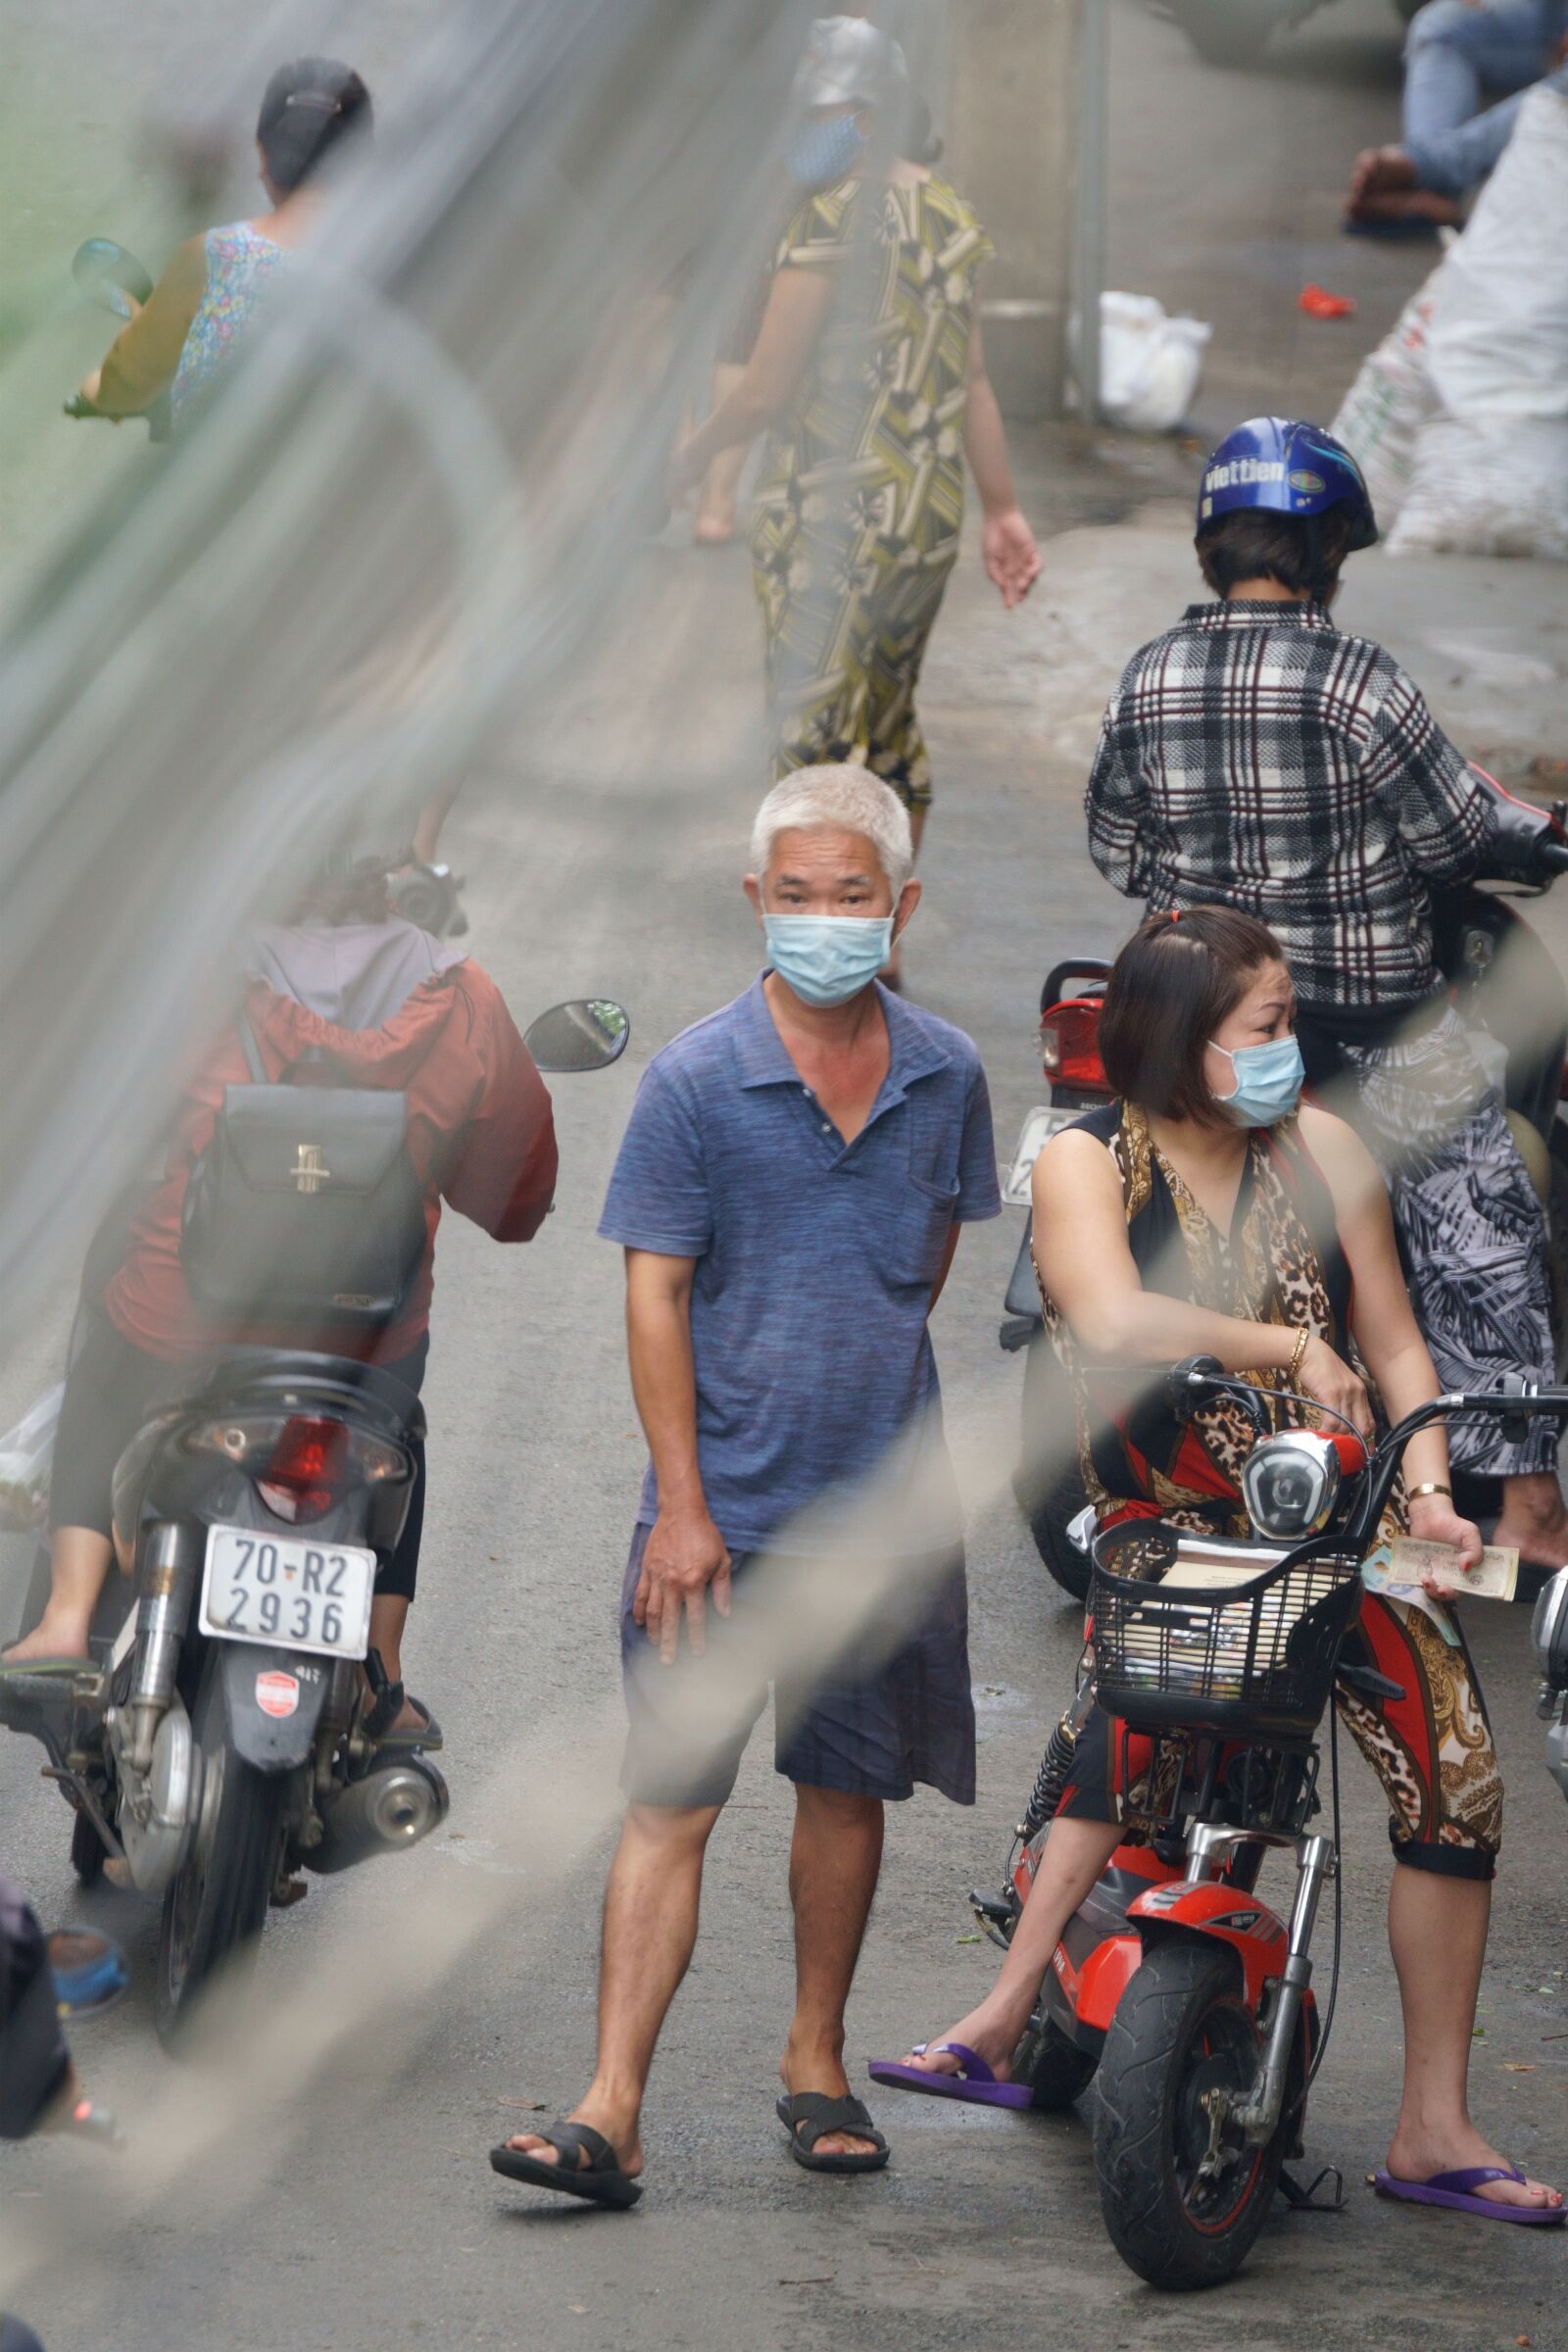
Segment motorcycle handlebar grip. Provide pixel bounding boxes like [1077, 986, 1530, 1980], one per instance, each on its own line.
[1536, 840, 1568, 876]
[1164, 1353, 1224, 1417]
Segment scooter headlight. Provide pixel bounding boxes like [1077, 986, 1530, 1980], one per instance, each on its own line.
[1241, 1431, 1341, 1542]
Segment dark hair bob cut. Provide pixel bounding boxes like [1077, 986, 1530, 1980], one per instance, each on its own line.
[258, 58, 372, 195]
[1099, 906, 1289, 1125]
[1195, 505, 1355, 602]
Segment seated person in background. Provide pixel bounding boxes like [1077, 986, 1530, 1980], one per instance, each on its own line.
[876, 910, 1561, 2222]
[2, 848, 557, 1743]
[1086, 416, 1568, 1569]
[1347, 1, 1567, 230]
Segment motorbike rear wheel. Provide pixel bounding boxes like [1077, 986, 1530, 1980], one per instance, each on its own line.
[1093, 1940, 1286, 2289]
[155, 1653, 284, 2052]
[1011, 2013, 1099, 2111]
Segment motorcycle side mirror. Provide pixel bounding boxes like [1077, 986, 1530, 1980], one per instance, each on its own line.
[523, 999, 630, 1074]
[71, 238, 155, 319]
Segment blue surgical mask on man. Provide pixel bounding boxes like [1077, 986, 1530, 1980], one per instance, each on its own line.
[788, 113, 865, 187]
[1210, 1034, 1305, 1127]
[763, 913, 894, 1007]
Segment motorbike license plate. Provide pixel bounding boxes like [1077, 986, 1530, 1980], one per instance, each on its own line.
[1003, 1103, 1080, 1206]
[199, 1526, 375, 1661]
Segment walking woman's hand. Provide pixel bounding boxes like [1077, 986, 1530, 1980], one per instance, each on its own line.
[1295, 1335, 1375, 1444]
[636, 1504, 732, 1665]
[981, 507, 1041, 609]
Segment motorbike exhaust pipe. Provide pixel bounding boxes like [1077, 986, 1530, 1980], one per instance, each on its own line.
[124, 1523, 200, 1772]
[309, 1755, 450, 1873]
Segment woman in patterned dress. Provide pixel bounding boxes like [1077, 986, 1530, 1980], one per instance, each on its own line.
[668, 19, 1039, 891]
[74, 57, 371, 435]
[878, 908, 1560, 2222]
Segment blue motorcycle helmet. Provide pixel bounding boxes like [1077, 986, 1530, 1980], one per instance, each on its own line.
[1197, 416, 1378, 547]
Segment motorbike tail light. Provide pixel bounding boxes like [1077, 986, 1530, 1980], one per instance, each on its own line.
[1041, 1000, 1107, 1091]
[257, 1415, 351, 1524]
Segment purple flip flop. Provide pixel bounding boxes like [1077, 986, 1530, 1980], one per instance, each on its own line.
[1373, 2164, 1566, 2226]
[867, 2042, 1034, 2111]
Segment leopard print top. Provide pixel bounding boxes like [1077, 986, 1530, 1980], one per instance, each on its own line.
[1040, 1101, 1383, 1539]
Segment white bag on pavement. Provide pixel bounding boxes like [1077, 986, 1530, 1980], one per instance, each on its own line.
[0, 1383, 64, 1534]
[1097, 293, 1212, 433]
[1387, 85, 1568, 560]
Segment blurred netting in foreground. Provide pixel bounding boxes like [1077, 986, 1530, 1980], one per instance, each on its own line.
[0, 0, 950, 1320]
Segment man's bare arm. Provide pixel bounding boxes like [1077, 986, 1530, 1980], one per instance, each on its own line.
[624, 1249, 731, 1663]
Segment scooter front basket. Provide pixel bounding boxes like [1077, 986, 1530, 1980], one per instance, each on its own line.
[1088, 1520, 1362, 1745]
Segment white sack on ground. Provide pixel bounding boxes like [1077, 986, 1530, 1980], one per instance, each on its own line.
[1388, 85, 1568, 561]
[1095, 292, 1212, 432]
[1330, 264, 1446, 526]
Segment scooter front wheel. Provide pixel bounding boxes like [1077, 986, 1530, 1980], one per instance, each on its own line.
[1093, 1940, 1286, 2289]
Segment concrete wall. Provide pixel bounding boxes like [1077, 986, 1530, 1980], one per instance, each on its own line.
[945, 0, 1081, 418]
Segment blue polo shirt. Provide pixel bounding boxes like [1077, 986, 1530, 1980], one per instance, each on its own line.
[599, 976, 1001, 1556]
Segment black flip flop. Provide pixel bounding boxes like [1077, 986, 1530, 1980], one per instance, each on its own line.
[489, 2120, 642, 2209]
[776, 2091, 889, 2175]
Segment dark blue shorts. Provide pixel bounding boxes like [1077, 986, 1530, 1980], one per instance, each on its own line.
[618, 1524, 976, 1810]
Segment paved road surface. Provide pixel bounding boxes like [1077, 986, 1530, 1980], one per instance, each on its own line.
[3, 3, 1566, 2348]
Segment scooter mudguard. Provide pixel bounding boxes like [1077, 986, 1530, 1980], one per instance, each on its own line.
[217, 1643, 331, 1769]
[1127, 1880, 1290, 2010]
[1052, 1930, 1144, 2034]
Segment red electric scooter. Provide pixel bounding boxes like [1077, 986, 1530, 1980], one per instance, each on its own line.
[973, 1360, 1568, 2288]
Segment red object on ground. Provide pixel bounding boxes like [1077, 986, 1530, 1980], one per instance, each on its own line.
[1298, 282, 1357, 318]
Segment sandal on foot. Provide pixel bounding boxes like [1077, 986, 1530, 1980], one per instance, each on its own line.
[776, 2091, 889, 2175]
[364, 1679, 443, 1751]
[1373, 2164, 1565, 2226]
[489, 2120, 642, 2208]
[868, 2040, 1034, 2110]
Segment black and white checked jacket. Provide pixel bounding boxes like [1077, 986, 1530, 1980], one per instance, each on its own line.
[1085, 600, 1494, 1011]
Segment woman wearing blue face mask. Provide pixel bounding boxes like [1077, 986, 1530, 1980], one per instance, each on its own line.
[874, 905, 1563, 2226]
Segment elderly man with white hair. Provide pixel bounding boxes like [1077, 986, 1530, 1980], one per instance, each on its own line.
[491, 763, 1000, 2206]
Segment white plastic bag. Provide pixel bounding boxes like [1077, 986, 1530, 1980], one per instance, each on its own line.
[1388, 86, 1568, 560]
[1097, 293, 1212, 433]
[1330, 264, 1446, 527]
[0, 1384, 64, 1534]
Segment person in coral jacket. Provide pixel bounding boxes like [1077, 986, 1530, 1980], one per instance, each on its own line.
[3, 854, 558, 1743]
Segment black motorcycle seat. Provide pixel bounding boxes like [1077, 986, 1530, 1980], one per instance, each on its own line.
[182, 1348, 425, 1442]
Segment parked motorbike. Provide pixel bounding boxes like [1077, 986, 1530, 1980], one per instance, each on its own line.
[973, 1358, 1568, 2289]
[0, 999, 629, 2048]
[1004, 769, 1568, 1601]
[1155, 0, 1421, 71]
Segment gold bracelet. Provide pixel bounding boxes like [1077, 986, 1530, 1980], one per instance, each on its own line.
[1287, 1328, 1309, 1383]
[1407, 1481, 1452, 1502]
